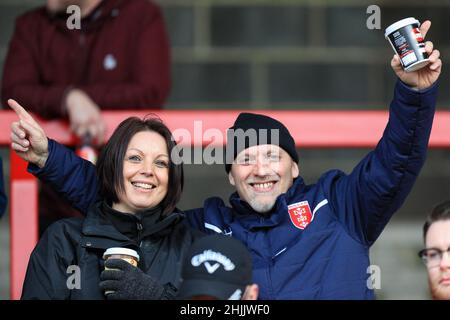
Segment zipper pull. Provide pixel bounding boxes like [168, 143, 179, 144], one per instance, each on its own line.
[136, 222, 143, 245]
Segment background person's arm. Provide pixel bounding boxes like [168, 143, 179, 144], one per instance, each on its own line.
[1, 16, 68, 118]
[76, 5, 170, 110]
[2, 6, 170, 117]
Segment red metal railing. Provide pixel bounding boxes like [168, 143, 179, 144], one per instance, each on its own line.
[2, 109, 450, 300]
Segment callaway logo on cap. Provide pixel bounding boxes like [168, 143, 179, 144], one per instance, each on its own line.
[177, 234, 253, 300]
[191, 249, 236, 274]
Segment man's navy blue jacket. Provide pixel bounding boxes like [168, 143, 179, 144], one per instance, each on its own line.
[29, 81, 438, 299]
[0, 158, 7, 218]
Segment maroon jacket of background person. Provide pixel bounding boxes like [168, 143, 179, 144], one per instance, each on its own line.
[1, 0, 171, 118]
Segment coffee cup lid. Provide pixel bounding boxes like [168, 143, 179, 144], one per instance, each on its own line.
[103, 247, 140, 261]
[385, 17, 420, 38]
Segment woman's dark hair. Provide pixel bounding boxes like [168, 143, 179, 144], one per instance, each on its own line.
[423, 200, 450, 242]
[96, 116, 183, 216]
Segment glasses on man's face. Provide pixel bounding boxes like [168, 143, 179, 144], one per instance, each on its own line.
[418, 247, 450, 268]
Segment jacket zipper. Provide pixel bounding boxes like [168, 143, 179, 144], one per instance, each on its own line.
[136, 222, 143, 247]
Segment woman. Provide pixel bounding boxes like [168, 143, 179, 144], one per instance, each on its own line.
[9, 99, 203, 299]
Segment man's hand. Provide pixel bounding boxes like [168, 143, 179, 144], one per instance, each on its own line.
[65, 89, 106, 145]
[99, 259, 167, 300]
[8, 99, 49, 168]
[391, 20, 442, 91]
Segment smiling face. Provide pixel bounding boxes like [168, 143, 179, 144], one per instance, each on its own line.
[425, 220, 450, 300]
[112, 131, 169, 214]
[228, 144, 299, 214]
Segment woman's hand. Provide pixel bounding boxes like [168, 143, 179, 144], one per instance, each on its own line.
[9, 99, 49, 168]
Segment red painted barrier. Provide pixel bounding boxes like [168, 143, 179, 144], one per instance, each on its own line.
[2, 109, 450, 299]
[9, 152, 38, 300]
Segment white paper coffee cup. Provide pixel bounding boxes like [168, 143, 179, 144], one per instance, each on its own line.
[385, 17, 429, 72]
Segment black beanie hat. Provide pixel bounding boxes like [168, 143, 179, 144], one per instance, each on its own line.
[225, 112, 299, 173]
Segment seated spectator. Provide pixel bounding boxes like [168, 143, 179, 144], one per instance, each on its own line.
[1, 0, 171, 234]
[418, 201, 450, 300]
[0, 157, 6, 218]
[177, 234, 258, 300]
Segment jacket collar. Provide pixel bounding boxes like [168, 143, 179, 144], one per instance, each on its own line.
[81, 201, 183, 249]
[101, 202, 163, 241]
[228, 177, 306, 230]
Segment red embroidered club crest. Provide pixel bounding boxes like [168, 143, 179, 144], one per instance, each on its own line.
[288, 201, 313, 230]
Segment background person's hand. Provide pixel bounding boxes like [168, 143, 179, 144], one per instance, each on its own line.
[9, 99, 49, 168]
[391, 20, 442, 90]
[65, 89, 106, 145]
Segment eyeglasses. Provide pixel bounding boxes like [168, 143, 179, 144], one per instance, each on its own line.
[418, 247, 450, 268]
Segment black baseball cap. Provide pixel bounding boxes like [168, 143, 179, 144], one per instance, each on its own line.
[177, 234, 253, 300]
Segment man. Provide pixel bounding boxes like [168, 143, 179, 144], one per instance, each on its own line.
[0, 157, 6, 218]
[418, 201, 450, 300]
[177, 234, 258, 300]
[2, 0, 170, 232]
[9, 21, 441, 299]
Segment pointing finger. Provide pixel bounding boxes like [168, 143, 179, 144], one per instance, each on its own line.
[8, 99, 41, 128]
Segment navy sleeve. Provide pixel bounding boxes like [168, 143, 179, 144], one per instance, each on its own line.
[27, 139, 100, 215]
[184, 208, 207, 232]
[0, 158, 7, 218]
[323, 80, 438, 246]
